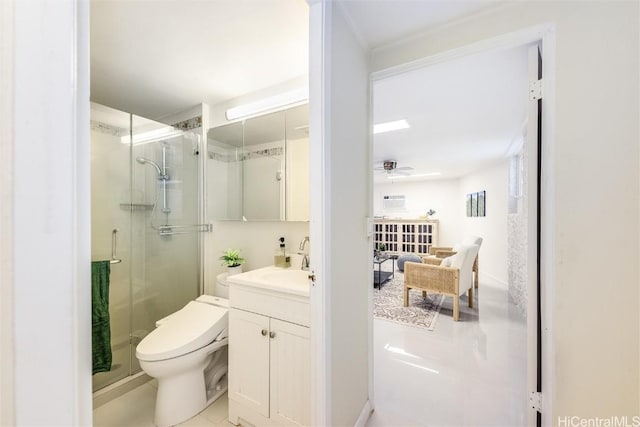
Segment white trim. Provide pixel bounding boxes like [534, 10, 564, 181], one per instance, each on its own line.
[334, 2, 369, 52]
[367, 62, 376, 417]
[539, 28, 557, 426]
[370, 2, 513, 54]
[308, 1, 330, 425]
[75, 0, 92, 422]
[353, 399, 373, 427]
[11, 0, 91, 423]
[0, 0, 15, 423]
[371, 24, 554, 82]
[369, 24, 556, 426]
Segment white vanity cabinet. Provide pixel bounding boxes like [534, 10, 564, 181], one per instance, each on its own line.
[227, 267, 311, 427]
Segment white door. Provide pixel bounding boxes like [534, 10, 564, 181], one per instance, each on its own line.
[269, 319, 311, 426]
[228, 309, 270, 417]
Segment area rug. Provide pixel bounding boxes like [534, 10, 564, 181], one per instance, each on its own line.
[374, 270, 444, 331]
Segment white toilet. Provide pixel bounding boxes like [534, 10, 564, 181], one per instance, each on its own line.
[136, 276, 230, 427]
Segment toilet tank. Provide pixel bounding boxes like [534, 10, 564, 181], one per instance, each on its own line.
[215, 272, 230, 299]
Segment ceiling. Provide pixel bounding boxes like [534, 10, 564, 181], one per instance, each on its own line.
[90, 0, 309, 120]
[373, 45, 530, 183]
[91, 0, 525, 182]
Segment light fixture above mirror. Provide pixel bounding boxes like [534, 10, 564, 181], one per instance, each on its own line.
[225, 87, 308, 121]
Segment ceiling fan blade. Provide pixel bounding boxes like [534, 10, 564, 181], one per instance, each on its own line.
[394, 166, 414, 171]
[390, 171, 410, 176]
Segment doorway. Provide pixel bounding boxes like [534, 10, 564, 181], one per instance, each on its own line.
[366, 37, 548, 426]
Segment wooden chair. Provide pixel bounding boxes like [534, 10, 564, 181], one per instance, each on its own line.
[404, 244, 480, 321]
[429, 236, 482, 288]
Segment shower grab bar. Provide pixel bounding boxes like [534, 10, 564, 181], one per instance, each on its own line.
[110, 229, 122, 264]
[158, 223, 213, 236]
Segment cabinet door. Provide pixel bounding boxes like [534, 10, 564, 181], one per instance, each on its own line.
[229, 309, 270, 417]
[269, 319, 311, 426]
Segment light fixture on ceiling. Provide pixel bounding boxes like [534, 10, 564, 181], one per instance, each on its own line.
[388, 172, 441, 179]
[120, 126, 183, 145]
[225, 87, 308, 121]
[373, 119, 410, 134]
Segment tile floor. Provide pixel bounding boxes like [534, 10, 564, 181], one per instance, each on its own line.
[93, 381, 231, 427]
[366, 268, 528, 426]
[94, 267, 526, 427]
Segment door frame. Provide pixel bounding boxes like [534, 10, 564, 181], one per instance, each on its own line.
[366, 24, 556, 425]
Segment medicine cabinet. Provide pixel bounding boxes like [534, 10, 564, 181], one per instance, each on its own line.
[207, 104, 309, 222]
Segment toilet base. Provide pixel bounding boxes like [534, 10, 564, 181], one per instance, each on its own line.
[141, 339, 228, 427]
[154, 368, 208, 427]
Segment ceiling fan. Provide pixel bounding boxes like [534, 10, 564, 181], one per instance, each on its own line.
[374, 160, 414, 176]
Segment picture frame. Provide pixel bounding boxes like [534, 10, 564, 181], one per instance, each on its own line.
[466, 194, 472, 217]
[471, 193, 478, 217]
[478, 191, 486, 217]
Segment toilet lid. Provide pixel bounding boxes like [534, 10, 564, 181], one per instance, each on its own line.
[136, 301, 228, 362]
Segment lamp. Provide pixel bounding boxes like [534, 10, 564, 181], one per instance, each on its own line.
[225, 87, 308, 121]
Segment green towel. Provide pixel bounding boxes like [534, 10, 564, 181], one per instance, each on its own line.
[92, 260, 112, 375]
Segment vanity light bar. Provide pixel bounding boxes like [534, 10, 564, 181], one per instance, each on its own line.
[120, 127, 183, 145]
[225, 87, 308, 121]
[373, 119, 410, 134]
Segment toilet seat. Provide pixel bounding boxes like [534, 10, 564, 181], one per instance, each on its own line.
[136, 301, 228, 362]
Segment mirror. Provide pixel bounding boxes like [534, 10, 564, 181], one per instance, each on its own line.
[207, 121, 243, 220]
[207, 103, 309, 221]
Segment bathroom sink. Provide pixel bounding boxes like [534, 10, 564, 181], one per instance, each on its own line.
[226, 266, 311, 297]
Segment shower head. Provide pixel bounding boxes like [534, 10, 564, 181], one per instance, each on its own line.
[136, 156, 163, 176]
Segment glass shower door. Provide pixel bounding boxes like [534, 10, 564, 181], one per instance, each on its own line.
[129, 115, 201, 373]
[90, 103, 134, 391]
[91, 103, 202, 391]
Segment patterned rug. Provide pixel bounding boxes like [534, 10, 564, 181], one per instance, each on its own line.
[374, 269, 444, 331]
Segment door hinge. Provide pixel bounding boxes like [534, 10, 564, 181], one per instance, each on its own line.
[529, 79, 543, 101]
[529, 391, 542, 412]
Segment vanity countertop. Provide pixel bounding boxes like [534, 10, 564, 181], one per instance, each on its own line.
[225, 266, 311, 298]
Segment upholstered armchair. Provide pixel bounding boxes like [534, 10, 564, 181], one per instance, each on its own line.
[404, 244, 480, 321]
[428, 236, 482, 288]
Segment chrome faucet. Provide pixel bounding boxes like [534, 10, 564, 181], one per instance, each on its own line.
[298, 236, 310, 270]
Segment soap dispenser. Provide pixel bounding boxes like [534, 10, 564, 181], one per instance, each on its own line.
[274, 237, 291, 267]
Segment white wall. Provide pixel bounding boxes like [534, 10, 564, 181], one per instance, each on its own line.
[10, 0, 92, 424]
[324, 3, 372, 425]
[374, 178, 462, 247]
[372, 1, 639, 420]
[374, 163, 509, 287]
[0, 0, 15, 422]
[204, 221, 309, 294]
[459, 161, 509, 286]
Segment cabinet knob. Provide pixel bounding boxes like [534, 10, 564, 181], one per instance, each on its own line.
[269, 331, 276, 339]
[261, 329, 268, 336]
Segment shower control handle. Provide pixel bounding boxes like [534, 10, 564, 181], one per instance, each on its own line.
[261, 329, 268, 336]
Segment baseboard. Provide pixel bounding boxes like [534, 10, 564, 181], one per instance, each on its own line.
[354, 399, 373, 427]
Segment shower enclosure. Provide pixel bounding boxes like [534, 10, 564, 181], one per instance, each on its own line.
[90, 103, 204, 391]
